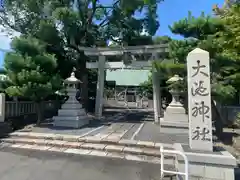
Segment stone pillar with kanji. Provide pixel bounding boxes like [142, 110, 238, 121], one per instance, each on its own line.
[187, 48, 213, 151]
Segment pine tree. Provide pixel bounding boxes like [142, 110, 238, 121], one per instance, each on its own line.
[4, 36, 62, 125]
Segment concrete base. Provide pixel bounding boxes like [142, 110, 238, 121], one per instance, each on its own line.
[160, 120, 188, 129]
[58, 109, 86, 116]
[53, 116, 89, 128]
[164, 106, 188, 121]
[162, 104, 188, 130]
[61, 103, 83, 109]
[174, 143, 237, 180]
[53, 101, 90, 128]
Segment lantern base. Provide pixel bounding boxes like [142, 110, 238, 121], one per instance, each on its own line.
[53, 116, 90, 128]
[53, 94, 90, 128]
[162, 102, 188, 129]
[58, 109, 86, 117]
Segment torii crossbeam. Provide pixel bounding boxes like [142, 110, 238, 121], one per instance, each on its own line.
[79, 44, 168, 123]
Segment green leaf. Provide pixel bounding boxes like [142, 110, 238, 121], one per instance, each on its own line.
[4, 36, 62, 101]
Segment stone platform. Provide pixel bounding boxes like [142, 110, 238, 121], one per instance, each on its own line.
[175, 143, 237, 180]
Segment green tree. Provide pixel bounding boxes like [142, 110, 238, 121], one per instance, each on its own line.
[0, 0, 162, 109]
[140, 1, 240, 105]
[0, 68, 10, 93]
[4, 36, 62, 125]
[167, 10, 238, 104]
[212, 2, 240, 100]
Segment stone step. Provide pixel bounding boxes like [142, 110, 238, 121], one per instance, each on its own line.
[2, 143, 178, 173]
[8, 132, 174, 150]
[0, 140, 176, 165]
[2, 137, 175, 158]
[0, 142, 177, 180]
[1, 133, 178, 176]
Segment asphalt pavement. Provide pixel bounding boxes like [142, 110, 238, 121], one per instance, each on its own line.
[0, 148, 165, 180]
[135, 122, 189, 144]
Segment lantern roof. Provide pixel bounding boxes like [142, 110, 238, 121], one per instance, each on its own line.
[167, 74, 183, 83]
[64, 71, 82, 84]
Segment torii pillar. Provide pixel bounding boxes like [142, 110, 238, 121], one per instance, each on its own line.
[79, 45, 168, 120]
[152, 54, 161, 124]
[95, 55, 106, 118]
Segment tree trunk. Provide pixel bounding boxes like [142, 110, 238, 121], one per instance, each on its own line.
[76, 53, 89, 112]
[36, 102, 43, 126]
[81, 73, 88, 111]
[211, 99, 223, 140]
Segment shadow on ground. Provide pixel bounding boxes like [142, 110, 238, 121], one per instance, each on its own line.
[35, 110, 152, 131]
[30, 118, 110, 131]
[213, 130, 240, 145]
[235, 164, 240, 179]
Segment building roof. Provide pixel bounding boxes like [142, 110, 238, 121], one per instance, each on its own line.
[106, 69, 149, 86]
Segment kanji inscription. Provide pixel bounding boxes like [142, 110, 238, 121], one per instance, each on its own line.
[187, 48, 213, 152]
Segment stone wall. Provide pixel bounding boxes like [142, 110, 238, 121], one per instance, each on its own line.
[177, 161, 234, 180]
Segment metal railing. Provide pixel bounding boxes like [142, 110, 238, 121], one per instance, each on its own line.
[160, 146, 189, 180]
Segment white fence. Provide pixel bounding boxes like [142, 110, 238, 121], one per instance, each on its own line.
[5, 101, 58, 118]
[4, 99, 240, 124]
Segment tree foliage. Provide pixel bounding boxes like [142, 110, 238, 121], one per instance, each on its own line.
[4, 36, 62, 124]
[140, 1, 240, 105]
[0, 0, 163, 109]
[0, 0, 162, 57]
[213, 2, 240, 91]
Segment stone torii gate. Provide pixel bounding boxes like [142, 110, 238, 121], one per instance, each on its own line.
[78, 45, 168, 122]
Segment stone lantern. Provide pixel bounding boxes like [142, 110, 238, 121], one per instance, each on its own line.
[53, 70, 89, 128]
[166, 74, 184, 107]
[163, 74, 188, 127]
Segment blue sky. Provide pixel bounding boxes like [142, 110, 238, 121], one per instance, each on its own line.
[157, 0, 224, 39]
[0, 0, 224, 66]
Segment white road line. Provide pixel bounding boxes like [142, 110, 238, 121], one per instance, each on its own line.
[106, 124, 134, 140]
[81, 111, 128, 138]
[80, 113, 121, 137]
[94, 123, 122, 137]
[79, 125, 105, 138]
[120, 124, 135, 139]
[131, 122, 145, 140]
